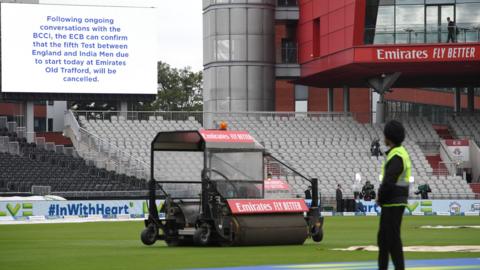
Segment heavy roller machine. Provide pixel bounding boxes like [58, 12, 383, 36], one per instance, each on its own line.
[140, 129, 324, 246]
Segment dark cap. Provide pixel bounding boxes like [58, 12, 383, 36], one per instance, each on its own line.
[384, 120, 405, 146]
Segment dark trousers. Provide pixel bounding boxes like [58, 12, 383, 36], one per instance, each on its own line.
[447, 32, 456, 43]
[336, 199, 343, 212]
[378, 206, 405, 270]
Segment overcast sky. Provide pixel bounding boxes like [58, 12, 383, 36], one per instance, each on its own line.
[40, 0, 204, 71]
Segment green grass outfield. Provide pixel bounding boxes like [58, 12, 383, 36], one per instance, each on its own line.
[1, 216, 479, 270]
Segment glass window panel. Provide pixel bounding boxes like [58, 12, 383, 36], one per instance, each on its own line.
[231, 9, 246, 34]
[395, 5, 424, 44]
[204, 36, 216, 64]
[456, 3, 480, 42]
[373, 5, 395, 44]
[216, 36, 230, 61]
[247, 9, 263, 34]
[263, 9, 274, 34]
[204, 10, 215, 37]
[248, 66, 262, 100]
[216, 9, 229, 35]
[457, 3, 480, 24]
[440, 5, 454, 42]
[263, 34, 274, 62]
[425, 5, 439, 43]
[203, 0, 212, 9]
[216, 67, 230, 100]
[231, 35, 247, 60]
[230, 66, 247, 99]
[377, 6, 395, 26]
[217, 100, 230, 111]
[247, 35, 263, 61]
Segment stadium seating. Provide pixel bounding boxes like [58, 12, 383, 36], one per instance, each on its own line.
[448, 115, 480, 145]
[77, 115, 203, 197]
[0, 117, 146, 194]
[76, 113, 475, 199]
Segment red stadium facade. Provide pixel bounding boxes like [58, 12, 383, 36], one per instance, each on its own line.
[275, 0, 480, 123]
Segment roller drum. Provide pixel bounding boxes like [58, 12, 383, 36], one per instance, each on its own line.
[231, 214, 308, 246]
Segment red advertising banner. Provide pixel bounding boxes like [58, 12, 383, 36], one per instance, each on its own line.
[264, 179, 291, 191]
[199, 130, 255, 143]
[445, 139, 469, 146]
[355, 44, 480, 63]
[227, 199, 308, 214]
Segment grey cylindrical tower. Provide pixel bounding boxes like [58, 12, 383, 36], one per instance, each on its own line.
[203, 0, 275, 114]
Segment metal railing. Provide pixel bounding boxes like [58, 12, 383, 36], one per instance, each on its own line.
[72, 110, 354, 129]
[73, 110, 204, 125]
[65, 110, 150, 180]
[77, 127, 150, 179]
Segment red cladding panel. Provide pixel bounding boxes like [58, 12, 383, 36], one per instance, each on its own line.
[299, 41, 314, 63]
[328, 30, 346, 54]
[320, 36, 329, 57]
[35, 105, 47, 118]
[313, 0, 328, 16]
[329, 8, 345, 32]
[298, 21, 313, 44]
[320, 15, 329, 36]
[0, 103, 46, 118]
[345, 3, 355, 26]
[345, 25, 354, 47]
[275, 80, 295, 111]
[350, 88, 371, 123]
[334, 88, 344, 112]
[299, 1, 313, 24]
[308, 87, 328, 111]
[353, 0, 366, 45]
[298, 0, 363, 65]
[329, 0, 345, 12]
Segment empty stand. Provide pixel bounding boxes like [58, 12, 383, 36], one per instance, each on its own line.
[76, 114, 203, 198]
[0, 116, 146, 195]
[448, 115, 480, 145]
[215, 114, 474, 199]
[72, 112, 476, 200]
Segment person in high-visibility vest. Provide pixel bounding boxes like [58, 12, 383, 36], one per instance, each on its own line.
[377, 120, 411, 270]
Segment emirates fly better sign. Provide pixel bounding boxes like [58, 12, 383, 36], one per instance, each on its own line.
[376, 47, 476, 61]
[354, 44, 480, 63]
[227, 199, 309, 214]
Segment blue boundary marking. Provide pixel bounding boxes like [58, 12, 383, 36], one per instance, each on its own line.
[194, 258, 480, 270]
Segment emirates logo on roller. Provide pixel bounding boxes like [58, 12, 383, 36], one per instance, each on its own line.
[227, 199, 309, 214]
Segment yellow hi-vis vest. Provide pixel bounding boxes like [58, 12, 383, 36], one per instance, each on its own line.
[380, 146, 411, 207]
